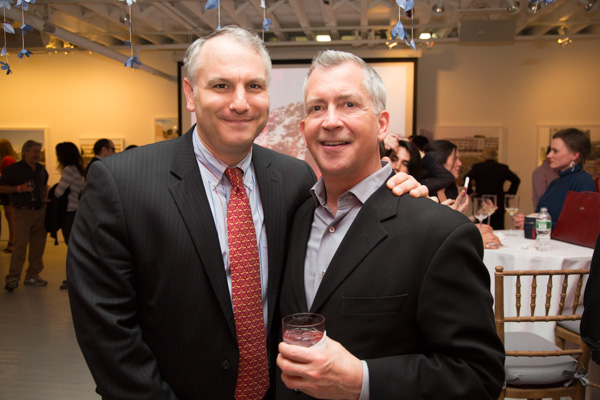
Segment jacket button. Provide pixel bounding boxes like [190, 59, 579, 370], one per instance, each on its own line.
[221, 360, 231, 370]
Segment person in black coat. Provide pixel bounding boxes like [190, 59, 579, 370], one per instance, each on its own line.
[466, 147, 520, 229]
[582, 234, 600, 365]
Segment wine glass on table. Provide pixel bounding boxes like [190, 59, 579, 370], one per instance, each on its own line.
[282, 313, 326, 349]
[482, 194, 497, 226]
[504, 194, 520, 236]
[473, 197, 488, 227]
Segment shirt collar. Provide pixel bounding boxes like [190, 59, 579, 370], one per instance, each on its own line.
[192, 127, 254, 188]
[310, 161, 392, 207]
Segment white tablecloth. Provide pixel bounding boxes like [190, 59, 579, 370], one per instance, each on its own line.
[483, 230, 593, 341]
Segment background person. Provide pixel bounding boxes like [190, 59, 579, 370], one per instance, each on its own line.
[0, 138, 17, 253]
[83, 138, 115, 179]
[422, 139, 462, 202]
[0, 140, 49, 291]
[465, 147, 520, 230]
[532, 146, 558, 209]
[514, 128, 595, 229]
[276, 50, 504, 400]
[53, 142, 84, 290]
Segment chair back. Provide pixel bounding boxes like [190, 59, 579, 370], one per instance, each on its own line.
[494, 266, 591, 400]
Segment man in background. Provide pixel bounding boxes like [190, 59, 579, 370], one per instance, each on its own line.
[83, 138, 115, 178]
[276, 50, 504, 399]
[1, 140, 49, 291]
[466, 147, 520, 229]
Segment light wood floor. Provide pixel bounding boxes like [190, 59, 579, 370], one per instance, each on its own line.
[1, 238, 599, 400]
[0, 239, 99, 400]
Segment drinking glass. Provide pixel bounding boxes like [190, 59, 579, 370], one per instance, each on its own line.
[482, 194, 497, 226]
[27, 180, 36, 201]
[504, 194, 520, 235]
[472, 197, 488, 227]
[282, 313, 326, 349]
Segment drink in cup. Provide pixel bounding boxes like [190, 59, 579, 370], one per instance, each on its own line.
[282, 313, 325, 348]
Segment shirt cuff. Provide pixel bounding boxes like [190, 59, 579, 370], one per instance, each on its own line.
[359, 360, 370, 400]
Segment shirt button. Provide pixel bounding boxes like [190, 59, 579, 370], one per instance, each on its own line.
[221, 360, 231, 370]
[328, 226, 335, 233]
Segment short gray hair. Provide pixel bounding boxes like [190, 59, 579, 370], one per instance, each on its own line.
[22, 140, 41, 155]
[183, 26, 272, 89]
[303, 50, 386, 114]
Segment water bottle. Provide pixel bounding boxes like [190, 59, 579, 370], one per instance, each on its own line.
[535, 207, 552, 252]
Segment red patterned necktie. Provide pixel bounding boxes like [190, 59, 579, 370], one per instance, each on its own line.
[225, 167, 270, 400]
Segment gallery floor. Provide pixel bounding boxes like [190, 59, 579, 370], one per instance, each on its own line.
[1, 238, 599, 400]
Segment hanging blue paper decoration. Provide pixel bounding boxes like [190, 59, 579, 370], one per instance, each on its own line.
[1, 0, 13, 75]
[124, 0, 141, 70]
[1, 60, 11, 74]
[262, 17, 272, 31]
[393, 0, 416, 50]
[125, 55, 142, 68]
[20, 23, 32, 35]
[205, 0, 220, 10]
[15, 0, 33, 12]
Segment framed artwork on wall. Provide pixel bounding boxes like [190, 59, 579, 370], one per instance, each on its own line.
[155, 117, 179, 143]
[0, 128, 47, 163]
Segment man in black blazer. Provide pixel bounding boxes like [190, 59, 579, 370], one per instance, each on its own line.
[276, 50, 505, 399]
[67, 27, 425, 400]
[582, 234, 600, 365]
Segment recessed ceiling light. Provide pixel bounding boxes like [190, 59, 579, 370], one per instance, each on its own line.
[316, 34, 332, 42]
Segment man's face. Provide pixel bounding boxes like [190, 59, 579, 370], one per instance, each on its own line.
[102, 140, 115, 157]
[183, 35, 270, 166]
[23, 145, 41, 165]
[301, 62, 389, 185]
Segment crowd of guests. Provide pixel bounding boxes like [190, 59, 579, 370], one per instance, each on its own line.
[1, 138, 119, 291]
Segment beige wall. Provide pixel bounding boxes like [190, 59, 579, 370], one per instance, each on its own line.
[0, 50, 178, 186]
[415, 39, 600, 215]
[1, 38, 599, 218]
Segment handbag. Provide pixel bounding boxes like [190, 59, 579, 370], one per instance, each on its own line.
[552, 191, 600, 248]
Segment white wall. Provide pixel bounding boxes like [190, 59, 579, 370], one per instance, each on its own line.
[1, 38, 599, 217]
[415, 39, 600, 214]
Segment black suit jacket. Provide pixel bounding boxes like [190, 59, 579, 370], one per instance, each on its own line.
[277, 181, 505, 400]
[67, 129, 316, 400]
[582, 233, 600, 364]
[466, 160, 520, 229]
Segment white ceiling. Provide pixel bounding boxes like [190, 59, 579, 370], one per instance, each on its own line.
[2, 0, 599, 79]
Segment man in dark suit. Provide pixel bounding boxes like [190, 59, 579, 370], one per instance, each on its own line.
[83, 138, 115, 178]
[67, 27, 425, 400]
[582, 234, 600, 365]
[276, 50, 505, 399]
[466, 147, 520, 229]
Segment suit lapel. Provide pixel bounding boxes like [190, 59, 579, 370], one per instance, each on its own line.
[168, 130, 236, 334]
[287, 200, 316, 313]
[252, 145, 286, 334]
[310, 184, 398, 313]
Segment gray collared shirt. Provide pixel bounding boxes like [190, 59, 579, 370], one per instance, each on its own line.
[303, 161, 392, 400]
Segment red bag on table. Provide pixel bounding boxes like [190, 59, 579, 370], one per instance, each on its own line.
[552, 191, 600, 248]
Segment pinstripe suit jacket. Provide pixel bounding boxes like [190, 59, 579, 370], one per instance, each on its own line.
[67, 129, 316, 400]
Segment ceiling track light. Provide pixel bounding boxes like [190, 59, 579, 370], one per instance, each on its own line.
[527, 0, 542, 14]
[581, 0, 598, 11]
[506, 0, 521, 13]
[432, 0, 445, 14]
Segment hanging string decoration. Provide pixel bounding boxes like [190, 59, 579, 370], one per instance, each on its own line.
[261, 0, 272, 40]
[124, 0, 142, 69]
[1, 0, 14, 75]
[16, 0, 33, 59]
[392, 0, 416, 50]
[205, 0, 221, 30]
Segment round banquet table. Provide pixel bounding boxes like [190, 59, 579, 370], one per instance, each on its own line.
[483, 230, 594, 342]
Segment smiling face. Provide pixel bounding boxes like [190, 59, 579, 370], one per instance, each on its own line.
[548, 137, 579, 172]
[23, 145, 41, 167]
[389, 146, 410, 174]
[183, 35, 270, 166]
[300, 62, 389, 189]
[443, 148, 462, 179]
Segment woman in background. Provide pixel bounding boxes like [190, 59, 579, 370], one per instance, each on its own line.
[422, 140, 463, 202]
[0, 139, 17, 253]
[54, 142, 84, 289]
[515, 128, 595, 229]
